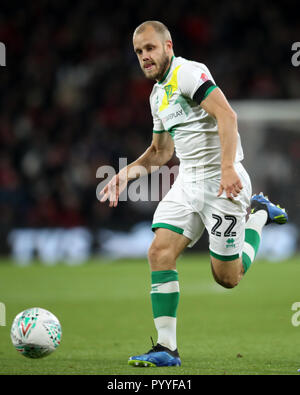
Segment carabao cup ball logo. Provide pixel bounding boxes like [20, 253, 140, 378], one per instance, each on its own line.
[17, 308, 39, 339]
[11, 307, 62, 359]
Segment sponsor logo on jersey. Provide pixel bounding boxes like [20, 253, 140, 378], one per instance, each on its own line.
[159, 103, 187, 130]
[163, 108, 183, 123]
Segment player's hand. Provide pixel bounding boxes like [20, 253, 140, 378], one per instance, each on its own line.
[99, 170, 128, 208]
[218, 166, 243, 199]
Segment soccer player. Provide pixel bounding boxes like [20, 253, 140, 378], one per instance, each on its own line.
[99, 21, 288, 367]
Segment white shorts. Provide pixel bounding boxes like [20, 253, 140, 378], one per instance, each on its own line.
[152, 162, 252, 261]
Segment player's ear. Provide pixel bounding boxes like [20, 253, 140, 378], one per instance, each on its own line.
[165, 40, 173, 53]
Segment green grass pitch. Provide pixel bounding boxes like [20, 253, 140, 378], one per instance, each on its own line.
[0, 254, 300, 375]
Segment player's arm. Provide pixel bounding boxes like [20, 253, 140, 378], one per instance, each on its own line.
[200, 87, 243, 199]
[99, 131, 174, 207]
[127, 131, 174, 178]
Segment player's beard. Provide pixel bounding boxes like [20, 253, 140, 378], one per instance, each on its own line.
[143, 51, 170, 81]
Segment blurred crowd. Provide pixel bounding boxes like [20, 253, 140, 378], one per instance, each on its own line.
[0, 0, 299, 252]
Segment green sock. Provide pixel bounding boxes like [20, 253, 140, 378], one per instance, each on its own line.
[242, 210, 268, 273]
[151, 270, 179, 351]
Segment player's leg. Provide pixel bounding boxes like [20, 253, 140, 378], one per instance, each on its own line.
[128, 177, 205, 367]
[240, 192, 288, 274]
[147, 227, 190, 271]
[210, 193, 288, 288]
[128, 228, 190, 367]
[205, 163, 250, 288]
[148, 228, 190, 352]
[210, 256, 244, 289]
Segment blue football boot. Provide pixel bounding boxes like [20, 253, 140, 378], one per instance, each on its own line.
[128, 339, 181, 367]
[251, 193, 288, 225]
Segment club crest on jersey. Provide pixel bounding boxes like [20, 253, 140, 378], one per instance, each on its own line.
[164, 85, 173, 101]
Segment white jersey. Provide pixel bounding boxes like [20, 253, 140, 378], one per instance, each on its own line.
[150, 56, 244, 179]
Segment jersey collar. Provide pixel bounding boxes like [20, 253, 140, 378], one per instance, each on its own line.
[157, 55, 175, 85]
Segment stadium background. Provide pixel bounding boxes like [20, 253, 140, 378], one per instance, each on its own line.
[0, 0, 299, 264]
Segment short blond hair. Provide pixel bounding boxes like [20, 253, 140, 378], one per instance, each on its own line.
[133, 20, 172, 42]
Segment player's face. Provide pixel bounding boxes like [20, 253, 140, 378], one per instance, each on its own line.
[133, 27, 172, 81]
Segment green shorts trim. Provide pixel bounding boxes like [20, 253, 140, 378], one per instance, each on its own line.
[210, 250, 240, 261]
[152, 223, 184, 235]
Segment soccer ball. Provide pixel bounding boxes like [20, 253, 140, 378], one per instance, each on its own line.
[10, 307, 62, 359]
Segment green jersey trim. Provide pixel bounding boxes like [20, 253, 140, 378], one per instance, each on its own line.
[202, 85, 218, 102]
[152, 222, 184, 235]
[158, 56, 175, 85]
[153, 129, 166, 134]
[167, 127, 176, 138]
[209, 250, 239, 261]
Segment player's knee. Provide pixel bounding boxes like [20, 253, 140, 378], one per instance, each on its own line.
[215, 275, 239, 289]
[148, 243, 170, 264]
[148, 243, 175, 270]
[210, 261, 240, 289]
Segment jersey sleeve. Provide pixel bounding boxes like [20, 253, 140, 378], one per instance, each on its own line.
[178, 62, 217, 104]
[150, 92, 165, 134]
[152, 113, 165, 134]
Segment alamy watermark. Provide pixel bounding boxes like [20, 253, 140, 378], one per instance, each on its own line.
[291, 42, 300, 67]
[96, 158, 204, 208]
[0, 42, 6, 66]
[291, 302, 300, 327]
[0, 302, 6, 326]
